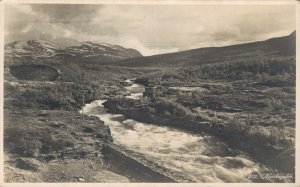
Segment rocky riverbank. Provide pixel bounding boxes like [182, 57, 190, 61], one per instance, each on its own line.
[4, 106, 182, 182]
[103, 98, 295, 181]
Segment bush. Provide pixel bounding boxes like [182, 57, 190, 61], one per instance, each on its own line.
[5, 127, 44, 157]
[5, 127, 75, 157]
[41, 133, 75, 153]
[153, 99, 191, 116]
[12, 82, 99, 110]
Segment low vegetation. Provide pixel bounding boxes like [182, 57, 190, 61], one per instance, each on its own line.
[105, 55, 295, 175]
[5, 127, 75, 157]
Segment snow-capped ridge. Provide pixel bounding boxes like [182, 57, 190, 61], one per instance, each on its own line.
[5, 39, 143, 61]
[5, 40, 60, 57]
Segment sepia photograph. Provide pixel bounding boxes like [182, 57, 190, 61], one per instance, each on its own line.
[2, 0, 298, 185]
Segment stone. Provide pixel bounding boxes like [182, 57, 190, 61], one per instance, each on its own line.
[16, 158, 40, 172]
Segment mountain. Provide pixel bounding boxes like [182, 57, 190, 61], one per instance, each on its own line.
[5, 40, 143, 63]
[113, 31, 296, 67]
[57, 41, 142, 63]
[5, 40, 60, 58]
[4, 40, 144, 82]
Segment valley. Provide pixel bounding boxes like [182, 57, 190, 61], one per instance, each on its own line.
[3, 32, 296, 183]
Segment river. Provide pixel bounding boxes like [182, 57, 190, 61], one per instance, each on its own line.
[83, 79, 274, 183]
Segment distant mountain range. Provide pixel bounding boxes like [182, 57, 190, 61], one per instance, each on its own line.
[5, 31, 295, 67]
[5, 40, 142, 63]
[113, 31, 296, 67]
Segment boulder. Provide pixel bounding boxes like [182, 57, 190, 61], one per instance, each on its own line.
[16, 158, 41, 172]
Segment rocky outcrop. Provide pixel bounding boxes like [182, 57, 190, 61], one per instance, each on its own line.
[102, 145, 176, 182]
[16, 158, 42, 172]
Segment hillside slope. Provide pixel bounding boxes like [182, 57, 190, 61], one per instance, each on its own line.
[113, 31, 295, 67]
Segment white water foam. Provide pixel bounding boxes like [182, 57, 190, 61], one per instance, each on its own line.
[81, 79, 282, 182]
[83, 100, 273, 182]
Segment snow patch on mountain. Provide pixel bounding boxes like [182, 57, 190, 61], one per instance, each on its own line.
[5, 40, 143, 62]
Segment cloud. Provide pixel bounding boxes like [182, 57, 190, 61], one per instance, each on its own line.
[30, 4, 102, 23]
[5, 4, 296, 56]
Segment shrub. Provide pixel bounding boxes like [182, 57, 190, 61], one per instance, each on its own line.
[5, 127, 44, 157]
[11, 82, 99, 110]
[41, 133, 75, 153]
[5, 127, 75, 157]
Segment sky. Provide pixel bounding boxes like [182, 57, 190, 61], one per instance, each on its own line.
[4, 4, 296, 56]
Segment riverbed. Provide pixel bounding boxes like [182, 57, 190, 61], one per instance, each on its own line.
[83, 80, 275, 182]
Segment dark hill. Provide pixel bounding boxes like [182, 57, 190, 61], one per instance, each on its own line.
[9, 65, 60, 81]
[113, 31, 295, 67]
